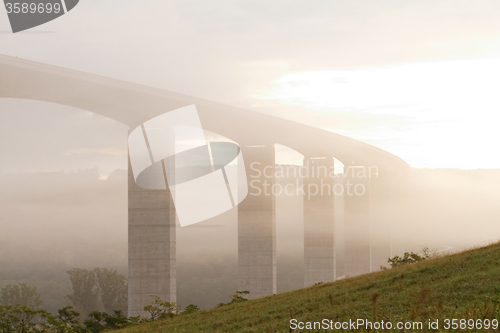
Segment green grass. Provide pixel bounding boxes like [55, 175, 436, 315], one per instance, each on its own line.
[118, 242, 500, 332]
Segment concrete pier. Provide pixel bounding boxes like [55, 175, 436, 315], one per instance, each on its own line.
[128, 156, 176, 317]
[303, 157, 335, 286]
[344, 164, 371, 277]
[238, 145, 276, 299]
[334, 174, 345, 279]
[369, 169, 393, 270]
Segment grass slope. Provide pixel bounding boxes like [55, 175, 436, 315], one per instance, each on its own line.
[119, 242, 500, 332]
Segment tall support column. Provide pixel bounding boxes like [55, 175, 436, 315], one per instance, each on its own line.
[238, 145, 276, 299]
[128, 155, 176, 317]
[344, 164, 370, 277]
[390, 172, 406, 256]
[369, 168, 393, 270]
[334, 174, 345, 279]
[303, 157, 335, 287]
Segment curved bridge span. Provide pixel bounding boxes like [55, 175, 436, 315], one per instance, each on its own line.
[0, 54, 409, 316]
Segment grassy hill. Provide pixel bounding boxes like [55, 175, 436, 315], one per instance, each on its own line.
[118, 242, 500, 332]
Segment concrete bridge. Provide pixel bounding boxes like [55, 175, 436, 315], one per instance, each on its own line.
[0, 54, 409, 317]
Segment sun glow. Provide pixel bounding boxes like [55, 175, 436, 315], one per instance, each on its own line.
[262, 58, 500, 169]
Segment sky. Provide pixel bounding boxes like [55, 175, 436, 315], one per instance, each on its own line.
[2, 0, 500, 174]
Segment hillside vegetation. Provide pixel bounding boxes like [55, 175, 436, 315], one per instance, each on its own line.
[118, 241, 500, 332]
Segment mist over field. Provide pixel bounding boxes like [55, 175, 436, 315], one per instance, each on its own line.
[1, 166, 499, 313]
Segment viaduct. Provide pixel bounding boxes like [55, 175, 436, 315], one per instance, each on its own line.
[0, 54, 409, 317]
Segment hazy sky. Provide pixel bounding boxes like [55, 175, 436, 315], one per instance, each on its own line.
[2, 0, 500, 174]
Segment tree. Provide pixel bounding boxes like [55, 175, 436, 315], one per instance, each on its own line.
[0, 304, 86, 333]
[56, 306, 81, 327]
[94, 268, 127, 314]
[67, 268, 99, 316]
[0, 283, 43, 308]
[0, 304, 53, 333]
[67, 268, 127, 316]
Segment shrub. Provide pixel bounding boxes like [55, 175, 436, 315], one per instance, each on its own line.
[143, 295, 181, 321]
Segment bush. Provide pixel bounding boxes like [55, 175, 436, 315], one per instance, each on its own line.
[381, 247, 435, 269]
[387, 252, 425, 268]
[143, 295, 181, 321]
[182, 304, 199, 314]
[230, 290, 250, 303]
[84, 310, 134, 332]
